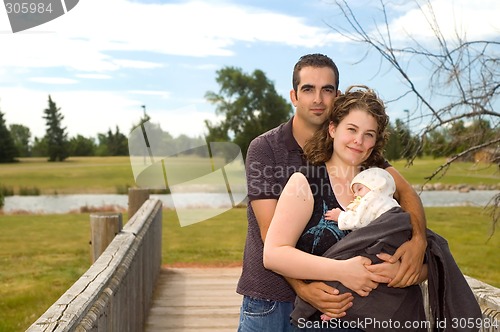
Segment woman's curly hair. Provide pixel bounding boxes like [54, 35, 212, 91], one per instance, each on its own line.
[303, 85, 389, 168]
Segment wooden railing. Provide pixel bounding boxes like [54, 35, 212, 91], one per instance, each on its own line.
[421, 277, 500, 331]
[26, 197, 163, 332]
[464, 276, 500, 332]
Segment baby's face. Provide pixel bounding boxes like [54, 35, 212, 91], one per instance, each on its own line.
[352, 183, 370, 197]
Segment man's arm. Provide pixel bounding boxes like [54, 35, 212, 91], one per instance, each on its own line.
[251, 199, 277, 241]
[285, 278, 353, 319]
[385, 166, 427, 287]
[251, 199, 353, 317]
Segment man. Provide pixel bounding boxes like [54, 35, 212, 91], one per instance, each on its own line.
[237, 53, 427, 331]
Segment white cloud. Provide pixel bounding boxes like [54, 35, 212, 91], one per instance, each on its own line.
[129, 90, 171, 99]
[28, 77, 78, 84]
[75, 74, 112, 80]
[0, 0, 338, 72]
[387, 0, 500, 42]
[112, 59, 164, 70]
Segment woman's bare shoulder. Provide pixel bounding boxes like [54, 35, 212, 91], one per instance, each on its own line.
[281, 172, 311, 199]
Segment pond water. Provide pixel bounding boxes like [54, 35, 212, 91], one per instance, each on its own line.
[2, 190, 498, 214]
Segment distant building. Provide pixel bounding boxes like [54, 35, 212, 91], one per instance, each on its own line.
[473, 148, 499, 164]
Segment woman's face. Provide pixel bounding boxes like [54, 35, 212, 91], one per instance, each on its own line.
[329, 108, 378, 166]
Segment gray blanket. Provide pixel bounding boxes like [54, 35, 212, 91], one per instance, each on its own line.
[291, 207, 482, 332]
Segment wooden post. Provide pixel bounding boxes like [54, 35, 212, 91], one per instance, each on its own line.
[89, 212, 123, 263]
[128, 188, 150, 220]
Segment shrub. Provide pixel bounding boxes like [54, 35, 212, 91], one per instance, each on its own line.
[18, 186, 41, 196]
[0, 185, 14, 196]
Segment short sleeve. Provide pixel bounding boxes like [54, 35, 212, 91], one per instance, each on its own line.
[246, 136, 281, 201]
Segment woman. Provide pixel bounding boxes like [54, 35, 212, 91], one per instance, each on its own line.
[263, 85, 428, 330]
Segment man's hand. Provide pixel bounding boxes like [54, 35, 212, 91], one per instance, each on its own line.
[387, 236, 426, 287]
[366, 253, 400, 280]
[293, 280, 353, 319]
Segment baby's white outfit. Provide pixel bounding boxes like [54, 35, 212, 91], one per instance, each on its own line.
[338, 167, 400, 230]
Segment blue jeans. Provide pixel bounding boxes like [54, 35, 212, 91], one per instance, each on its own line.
[238, 296, 364, 332]
[238, 296, 299, 332]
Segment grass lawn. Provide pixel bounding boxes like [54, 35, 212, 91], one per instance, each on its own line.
[391, 157, 498, 186]
[0, 206, 498, 332]
[0, 157, 135, 194]
[0, 214, 90, 332]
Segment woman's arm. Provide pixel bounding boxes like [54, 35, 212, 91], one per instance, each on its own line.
[263, 172, 389, 296]
[252, 182, 353, 317]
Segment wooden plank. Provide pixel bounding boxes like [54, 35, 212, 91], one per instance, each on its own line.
[144, 267, 242, 332]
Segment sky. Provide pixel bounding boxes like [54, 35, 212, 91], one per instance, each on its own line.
[0, 0, 498, 141]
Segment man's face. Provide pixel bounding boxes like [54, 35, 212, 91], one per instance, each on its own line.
[290, 66, 338, 128]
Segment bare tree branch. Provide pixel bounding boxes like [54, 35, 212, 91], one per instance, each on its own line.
[329, 0, 500, 229]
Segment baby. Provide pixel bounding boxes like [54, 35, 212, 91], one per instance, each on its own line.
[325, 167, 400, 230]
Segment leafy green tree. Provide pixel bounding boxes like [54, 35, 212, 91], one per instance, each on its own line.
[9, 124, 31, 157]
[97, 126, 128, 156]
[69, 135, 96, 156]
[423, 128, 449, 158]
[0, 111, 17, 162]
[424, 119, 497, 160]
[31, 136, 47, 157]
[205, 67, 293, 158]
[43, 95, 69, 162]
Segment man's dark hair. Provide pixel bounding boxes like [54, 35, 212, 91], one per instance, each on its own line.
[292, 53, 340, 93]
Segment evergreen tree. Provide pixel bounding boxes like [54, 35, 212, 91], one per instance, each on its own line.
[43, 95, 69, 161]
[384, 122, 402, 161]
[0, 110, 17, 162]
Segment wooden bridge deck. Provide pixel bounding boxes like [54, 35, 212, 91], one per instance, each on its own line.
[144, 267, 243, 332]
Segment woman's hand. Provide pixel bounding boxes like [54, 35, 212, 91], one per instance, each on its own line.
[337, 256, 390, 297]
[365, 253, 400, 281]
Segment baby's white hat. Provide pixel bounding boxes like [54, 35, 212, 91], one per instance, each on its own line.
[351, 167, 396, 196]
